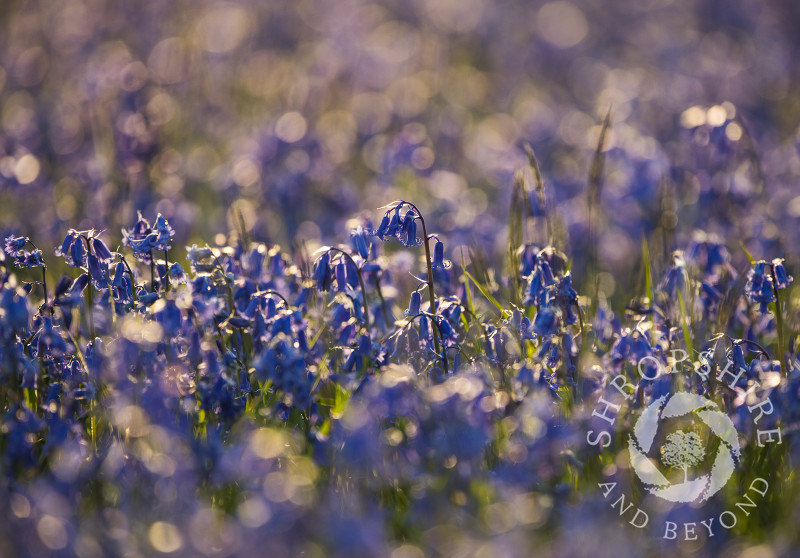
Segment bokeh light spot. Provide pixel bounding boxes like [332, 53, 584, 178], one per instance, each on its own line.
[537, 2, 589, 48]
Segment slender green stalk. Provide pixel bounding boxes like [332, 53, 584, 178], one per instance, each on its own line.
[164, 249, 170, 292]
[769, 264, 788, 375]
[82, 236, 96, 340]
[402, 201, 446, 373]
[150, 251, 157, 292]
[587, 109, 612, 315]
[523, 142, 551, 244]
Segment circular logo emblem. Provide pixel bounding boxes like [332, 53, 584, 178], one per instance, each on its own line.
[628, 392, 741, 503]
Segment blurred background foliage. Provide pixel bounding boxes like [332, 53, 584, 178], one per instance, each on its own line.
[1, 0, 799, 300]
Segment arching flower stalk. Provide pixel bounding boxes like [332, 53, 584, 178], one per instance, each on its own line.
[376, 200, 447, 373]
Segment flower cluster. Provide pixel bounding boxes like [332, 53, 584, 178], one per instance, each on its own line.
[122, 212, 175, 264]
[745, 259, 793, 312]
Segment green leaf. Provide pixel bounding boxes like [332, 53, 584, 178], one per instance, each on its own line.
[464, 269, 505, 315]
[461, 247, 475, 318]
[740, 242, 756, 266]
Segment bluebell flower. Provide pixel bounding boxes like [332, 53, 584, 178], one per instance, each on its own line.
[375, 214, 390, 239]
[699, 281, 721, 318]
[745, 261, 775, 312]
[152, 213, 175, 251]
[687, 232, 730, 277]
[111, 262, 127, 288]
[345, 259, 360, 289]
[111, 263, 133, 311]
[91, 237, 115, 263]
[524, 258, 557, 307]
[555, 273, 578, 325]
[731, 343, 746, 372]
[122, 212, 155, 263]
[169, 261, 186, 284]
[85, 338, 106, 376]
[610, 328, 654, 372]
[658, 251, 688, 296]
[438, 316, 457, 343]
[539, 260, 556, 286]
[56, 230, 87, 267]
[532, 306, 558, 336]
[431, 239, 448, 269]
[14, 249, 45, 269]
[772, 258, 793, 289]
[3, 235, 27, 258]
[345, 333, 373, 372]
[350, 227, 371, 260]
[87, 254, 108, 287]
[70, 272, 89, 294]
[187, 244, 214, 267]
[402, 210, 419, 246]
[419, 314, 431, 340]
[334, 261, 347, 292]
[71, 236, 86, 266]
[228, 316, 251, 328]
[406, 290, 421, 316]
[154, 299, 182, 336]
[385, 208, 401, 238]
[1, 285, 30, 330]
[313, 252, 332, 291]
[254, 336, 311, 407]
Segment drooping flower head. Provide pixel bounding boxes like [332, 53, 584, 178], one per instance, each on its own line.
[4, 236, 27, 258]
[56, 230, 87, 267]
[375, 202, 423, 248]
[745, 261, 775, 312]
[771, 258, 793, 290]
[122, 212, 157, 263]
[4, 236, 45, 269]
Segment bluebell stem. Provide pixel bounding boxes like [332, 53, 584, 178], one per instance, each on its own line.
[768, 259, 791, 374]
[376, 201, 445, 372]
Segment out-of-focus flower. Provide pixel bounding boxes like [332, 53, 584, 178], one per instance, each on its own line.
[745, 261, 775, 312]
[533, 306, 558, 336]
[170, 262, 187, 284]
[772, 258, 793, 289]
